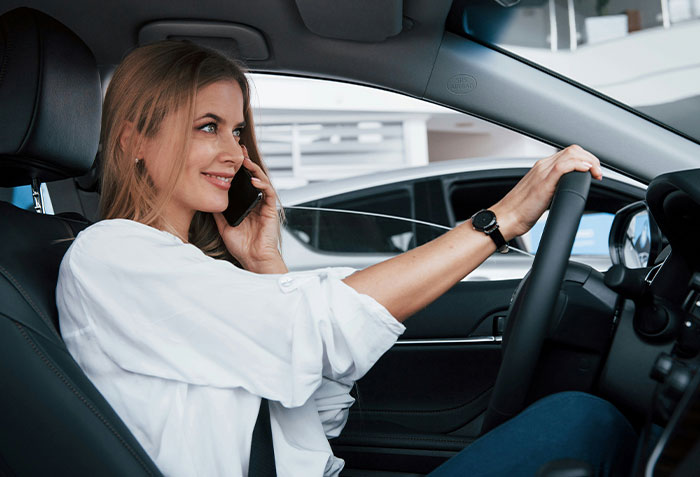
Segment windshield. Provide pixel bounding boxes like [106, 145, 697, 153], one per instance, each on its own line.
[449, 0, 700, 142]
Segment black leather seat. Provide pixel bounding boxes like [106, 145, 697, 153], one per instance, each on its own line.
[0, 8, 163, 476]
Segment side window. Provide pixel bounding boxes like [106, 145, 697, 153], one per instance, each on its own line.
[0, 184, 53, 213]
[285, 180, 451, 255]
[1, 185, 33, 210]
[448, 175, 642, 273]
[321, 188, 414, 253]
[248, 73, 556, 191]
[523, 212, 615, 257]
[287, 187, 416, 254]
[319, 186, 414, 219]
[252, 73, 642, 277]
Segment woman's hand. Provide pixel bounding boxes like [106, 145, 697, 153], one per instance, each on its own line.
[213, 146, 288, 274]
[490, 145, 602, 241]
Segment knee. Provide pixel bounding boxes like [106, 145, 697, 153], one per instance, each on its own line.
[530, 391, 636, 441]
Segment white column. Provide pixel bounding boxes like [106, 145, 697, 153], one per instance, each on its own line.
[402, 118, 429, 167]
[549, 0, 558, 51]
[567, 0, 577, 51]
[290, 123, 302, 181]
[661, 0, 671, 28]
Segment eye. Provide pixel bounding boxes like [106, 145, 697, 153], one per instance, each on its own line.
[233, 127, 243, 138]
[199, 122, 217, 134]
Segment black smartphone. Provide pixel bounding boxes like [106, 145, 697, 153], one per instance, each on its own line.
[222, 167, 264, 227]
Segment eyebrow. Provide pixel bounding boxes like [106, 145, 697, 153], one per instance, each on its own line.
[197, 113, 246, 128]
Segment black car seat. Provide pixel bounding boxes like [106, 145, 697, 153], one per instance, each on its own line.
[0, 8, 163, 476]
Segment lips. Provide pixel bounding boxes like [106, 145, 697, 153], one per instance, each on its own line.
[202, 172, 233, 190]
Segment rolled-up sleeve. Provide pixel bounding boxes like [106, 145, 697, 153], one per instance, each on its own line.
[312, 378, 354, 439]
[61, 221, 405, 409]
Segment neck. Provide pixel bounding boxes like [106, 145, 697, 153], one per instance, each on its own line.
[159, 202, 194, 243]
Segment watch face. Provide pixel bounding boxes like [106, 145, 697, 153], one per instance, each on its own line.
[473, 209, 497, 230]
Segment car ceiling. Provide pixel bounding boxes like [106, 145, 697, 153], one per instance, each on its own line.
[1, 0, 452, 98]
[3, 0, 700, 182]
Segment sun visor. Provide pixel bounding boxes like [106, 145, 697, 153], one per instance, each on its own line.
[138, 21, 270, 61]
[294, 0, 404, 42]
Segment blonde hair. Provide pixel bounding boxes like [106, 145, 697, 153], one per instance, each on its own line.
[99, 40, 276, 264]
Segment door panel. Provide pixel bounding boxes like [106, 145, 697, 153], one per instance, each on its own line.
[348, 345, 500, 432]
[332, 280, 520, 472]
[401, 280, 517, 339]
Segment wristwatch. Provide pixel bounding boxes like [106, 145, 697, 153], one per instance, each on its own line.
[470, 209, 509, 253]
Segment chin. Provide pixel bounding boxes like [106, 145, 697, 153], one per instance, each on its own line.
[195, 200, 229, 214]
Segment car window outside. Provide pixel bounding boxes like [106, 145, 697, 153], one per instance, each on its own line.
[523, 211, 615, 256]
[454, 0, 700, 142]
[289, 188, 417, 254]
[259, 73, 635, 275]
[1, 184, 54, 214]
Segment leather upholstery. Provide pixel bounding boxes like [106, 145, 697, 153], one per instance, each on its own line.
[0, 8, 163, 476]
[0, 202, 163, 476]
[0, 8, 102, 187]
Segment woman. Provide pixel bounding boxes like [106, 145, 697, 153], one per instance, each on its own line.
[57, 41, 635, 476]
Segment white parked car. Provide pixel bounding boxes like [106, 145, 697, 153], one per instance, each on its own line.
[278, 157, 646, 280]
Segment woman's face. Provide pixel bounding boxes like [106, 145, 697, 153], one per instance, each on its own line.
[142, 80, 246, 227]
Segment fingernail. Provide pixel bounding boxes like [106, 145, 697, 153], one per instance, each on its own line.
[251, 177, 262, 182]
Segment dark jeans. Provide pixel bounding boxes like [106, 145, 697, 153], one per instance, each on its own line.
[428, 392, 637, 477]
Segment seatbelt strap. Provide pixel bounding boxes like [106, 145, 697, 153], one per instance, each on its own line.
[248, 398, 277, 477]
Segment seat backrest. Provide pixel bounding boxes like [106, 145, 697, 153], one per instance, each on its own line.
[0, 8, 162, 476]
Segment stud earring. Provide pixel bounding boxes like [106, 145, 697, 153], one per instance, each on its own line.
[134, 157, 141, 163]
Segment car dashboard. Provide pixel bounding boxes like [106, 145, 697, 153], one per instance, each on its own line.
[603, 169, 700, 475]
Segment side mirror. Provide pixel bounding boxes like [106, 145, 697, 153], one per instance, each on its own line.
[608, 201, 663, 269]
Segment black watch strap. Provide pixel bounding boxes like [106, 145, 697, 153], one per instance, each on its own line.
[487, 227, 508, 253]
[471, 209, 509, 253]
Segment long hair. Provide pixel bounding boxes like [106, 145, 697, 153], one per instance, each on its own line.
[99, 40, 276, 264]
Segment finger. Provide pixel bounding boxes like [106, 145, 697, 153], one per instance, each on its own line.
[561, 145, 603, 180]
[251, 177, 279, 210]
[565, 153, 602, 181]
[545, 146, 602, 181]
[577, 150, 603, 180]
[546, 157, 596, 183]
[239, 149, 259, 172]
[242, 158, 278, 204]
[242, 157, 271, 182]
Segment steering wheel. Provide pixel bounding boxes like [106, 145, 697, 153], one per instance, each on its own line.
[481, 171, 592, 434]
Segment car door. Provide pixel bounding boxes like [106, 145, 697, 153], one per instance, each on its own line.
[282, 170, 644, 475]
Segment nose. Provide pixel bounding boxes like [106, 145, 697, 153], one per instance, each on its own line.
[218, 134, 245, 169]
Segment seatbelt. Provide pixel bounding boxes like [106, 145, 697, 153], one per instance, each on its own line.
[248, 398, 277, 477]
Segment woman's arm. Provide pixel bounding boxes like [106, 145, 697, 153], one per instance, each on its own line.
[342, 215, 502, 321]
[343, 145, 603, 322]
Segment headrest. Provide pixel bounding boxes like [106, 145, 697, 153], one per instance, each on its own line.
[0, 8, 101, 187]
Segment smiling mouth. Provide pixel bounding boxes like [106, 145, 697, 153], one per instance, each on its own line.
[202, 172, 233, 183]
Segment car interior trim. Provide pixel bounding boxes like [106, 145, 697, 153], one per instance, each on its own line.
[395, 336, 502, 346]
[423, 33, 700, 183]
[293, 0, 404, 42]
[138, 20, 270, 61]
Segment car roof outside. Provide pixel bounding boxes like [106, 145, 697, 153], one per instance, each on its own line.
[278, 156, 646, 206]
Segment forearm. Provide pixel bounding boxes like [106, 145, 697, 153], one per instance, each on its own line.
[341, 144, 604, 323]
[342, 205, 516, 322]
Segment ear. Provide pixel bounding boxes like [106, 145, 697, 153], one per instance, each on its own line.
[118, 121, 146, 159]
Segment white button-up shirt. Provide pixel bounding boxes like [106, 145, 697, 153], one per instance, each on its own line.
[57, 219, 404, 477]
